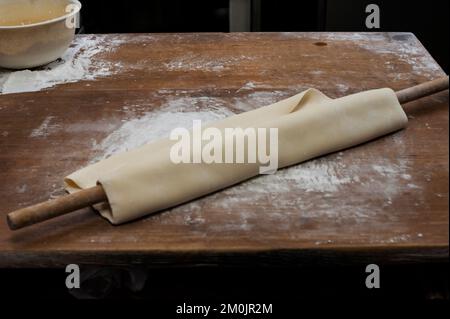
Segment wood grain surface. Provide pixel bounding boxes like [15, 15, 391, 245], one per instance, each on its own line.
[0, 32, 448, 267]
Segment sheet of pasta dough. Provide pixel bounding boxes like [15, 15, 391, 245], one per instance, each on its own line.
[65, 88, 408, 224]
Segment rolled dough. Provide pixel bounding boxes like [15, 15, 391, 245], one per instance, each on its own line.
[65, 88, 408, 224]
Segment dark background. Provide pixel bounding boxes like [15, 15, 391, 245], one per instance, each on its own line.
[78, 0, 449, 72]
[1, 263, 449, 302]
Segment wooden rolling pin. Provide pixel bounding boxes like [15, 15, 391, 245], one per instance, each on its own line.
[6, 76, 449, 231]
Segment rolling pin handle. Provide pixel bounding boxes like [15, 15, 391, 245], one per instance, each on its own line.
[396, 76, 449, 104]
[6, 185, 107, 230]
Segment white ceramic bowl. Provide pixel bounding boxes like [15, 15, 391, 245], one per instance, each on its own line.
[0, 0, 81, 69]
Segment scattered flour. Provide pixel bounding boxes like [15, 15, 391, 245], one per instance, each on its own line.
[0, 35, 124, 95]
[91, 96, 235, 162]
[336, 83, 350, 94]
[91, 89, 296, 162]
[209, 154, 415, 223]
[30, 116, 61, 138]
[164, 53, 254, 72]
[236, 81, 257, 92]
[280, 32, 443, 79]
[233, 90, 289, 112]
[378, 234, 411, 244]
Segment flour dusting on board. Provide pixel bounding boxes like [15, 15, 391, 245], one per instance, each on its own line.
[164, 53, 255, 72]
[280, 32, 442, 79]
[209, 154, 413, 222]
[91, 90, 293, 161]
[0, 35, 124, 95]
[91, 96, 235, 162]
[30, 116, 61, 138]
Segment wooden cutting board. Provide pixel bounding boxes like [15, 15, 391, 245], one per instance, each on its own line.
[0, 32, 448, 267]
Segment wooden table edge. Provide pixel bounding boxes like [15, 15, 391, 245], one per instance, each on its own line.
[0, 244, 447, 268]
